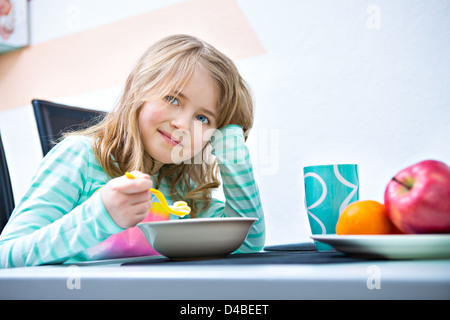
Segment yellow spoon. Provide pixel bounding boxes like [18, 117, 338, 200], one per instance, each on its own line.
[148, 188, 191, 217]
[125, 172, 191, 217]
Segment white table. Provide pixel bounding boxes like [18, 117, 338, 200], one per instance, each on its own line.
[1, 253, 449, 300]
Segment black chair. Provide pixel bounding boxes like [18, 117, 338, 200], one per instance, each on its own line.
[0, 132, 15, 232]
[32, 99, 107, 156]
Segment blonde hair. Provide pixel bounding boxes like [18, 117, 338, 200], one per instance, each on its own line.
[77, 34, 254, 216]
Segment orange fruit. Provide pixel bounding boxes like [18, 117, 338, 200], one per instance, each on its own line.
[336, 200, 399, 235]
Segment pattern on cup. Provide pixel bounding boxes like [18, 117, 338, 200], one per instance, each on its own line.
[304, 164, 359, 235]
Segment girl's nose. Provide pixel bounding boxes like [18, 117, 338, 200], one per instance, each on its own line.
[170, 114, 190, 131]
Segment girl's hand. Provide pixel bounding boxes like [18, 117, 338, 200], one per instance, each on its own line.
[101, 171, 153, 229]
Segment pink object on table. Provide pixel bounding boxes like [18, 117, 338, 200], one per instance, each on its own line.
[87, 207, 169, 260]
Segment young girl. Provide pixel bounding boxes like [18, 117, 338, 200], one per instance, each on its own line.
[0, 34, 265, 268]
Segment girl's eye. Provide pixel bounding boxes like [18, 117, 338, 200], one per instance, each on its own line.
[196, 114, 209, 124]
[165, 96, 179, 106]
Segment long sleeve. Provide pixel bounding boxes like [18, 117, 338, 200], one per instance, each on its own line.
[0, 136, 123, 268]
[199, 125, 265, 252]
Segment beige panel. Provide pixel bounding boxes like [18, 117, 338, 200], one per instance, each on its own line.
[0, 0, 265, 111]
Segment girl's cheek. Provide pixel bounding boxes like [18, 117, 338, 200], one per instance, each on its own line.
[202, 131, 213, 144]
[201, 125, 217, 143]
[189, 128, 207, 152]
[150, 107, 168, 122]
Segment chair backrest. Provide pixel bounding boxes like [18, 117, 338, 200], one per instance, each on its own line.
[32, 99, 106, 156]
[0, 132, 15, 232]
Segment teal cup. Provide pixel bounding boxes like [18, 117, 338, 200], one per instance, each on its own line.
[303, 164, 359, 251]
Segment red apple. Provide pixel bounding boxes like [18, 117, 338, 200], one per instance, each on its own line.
[384, 159, 450, 234]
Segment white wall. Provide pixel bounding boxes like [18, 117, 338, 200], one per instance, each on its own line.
[1, 0, 449, 246]
[239, 0, 450, 244]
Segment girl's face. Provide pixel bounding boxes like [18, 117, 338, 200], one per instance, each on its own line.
[139, 67, 219, 168]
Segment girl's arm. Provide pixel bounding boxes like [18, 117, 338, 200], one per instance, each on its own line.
[0, 137, 123, 268]
[200, 124, 265, 253]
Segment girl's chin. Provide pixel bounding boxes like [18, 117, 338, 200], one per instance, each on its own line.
[148, 141, 205, 165]
[150, 148, 195, 165]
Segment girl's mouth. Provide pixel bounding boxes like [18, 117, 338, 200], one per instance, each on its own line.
[158, 130, 182, 147]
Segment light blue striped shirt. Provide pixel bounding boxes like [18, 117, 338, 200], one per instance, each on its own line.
[0, 125, 265, 268]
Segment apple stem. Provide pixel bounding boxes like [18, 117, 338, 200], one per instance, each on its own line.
[392, 177, 412, 190]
